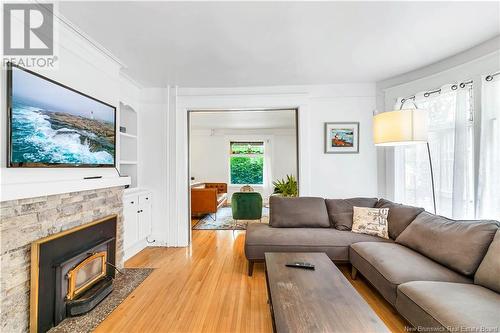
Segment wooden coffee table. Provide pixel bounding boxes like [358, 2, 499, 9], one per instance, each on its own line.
[265, 252, 390, 333]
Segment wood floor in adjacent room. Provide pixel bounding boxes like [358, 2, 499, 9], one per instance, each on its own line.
[95, 230, 408, 333]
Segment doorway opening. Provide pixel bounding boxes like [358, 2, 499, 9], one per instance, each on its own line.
[188, 109, 299, 231]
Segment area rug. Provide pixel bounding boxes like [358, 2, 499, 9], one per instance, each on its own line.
[193, 206, 269, 230]
[49, 268, 153, 333]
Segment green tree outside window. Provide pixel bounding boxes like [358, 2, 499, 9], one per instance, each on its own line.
[230, 142, 264, 185]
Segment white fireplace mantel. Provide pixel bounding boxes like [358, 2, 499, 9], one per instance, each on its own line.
[0, 176, 131, 202]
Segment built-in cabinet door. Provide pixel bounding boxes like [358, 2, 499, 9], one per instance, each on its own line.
[138, 204, 152, 240]
[123, 191, 152, 260]
[138, 193, 151, 205]
[124, 204, 139, 249]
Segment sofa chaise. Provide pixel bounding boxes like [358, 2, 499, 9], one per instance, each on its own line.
[245, 196, 500, 331]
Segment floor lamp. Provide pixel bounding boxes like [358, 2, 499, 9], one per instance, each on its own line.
[373, 109, 437, 214]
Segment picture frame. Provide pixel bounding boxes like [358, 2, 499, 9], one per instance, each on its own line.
[324, 122, 359, 154]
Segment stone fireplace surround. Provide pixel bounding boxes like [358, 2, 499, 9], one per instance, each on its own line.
[0, 186, 125, 333]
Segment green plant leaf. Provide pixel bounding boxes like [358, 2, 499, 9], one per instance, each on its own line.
[272, 174, 298, 197]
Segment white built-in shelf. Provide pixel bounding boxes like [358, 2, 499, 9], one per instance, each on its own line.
[121, 104, 138, 113]
[120, 160, 138, 165]
[120, 103, 138, 136]
[119, 102, 139, 189]
[120, 132, 137, 139]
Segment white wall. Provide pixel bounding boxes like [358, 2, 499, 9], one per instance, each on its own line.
[273, 132, 298, 183]
[376, 36, 500, 200]
[308, 90, 377, 199]
[0, 13, 131, 201]
[190, 132, 226, 183]
[138, 88, 169, 246]
[165, 84, 377, 246]
[190, 128, 297, 202]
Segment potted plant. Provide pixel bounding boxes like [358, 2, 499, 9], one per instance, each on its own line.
[272, 175, 298, 197]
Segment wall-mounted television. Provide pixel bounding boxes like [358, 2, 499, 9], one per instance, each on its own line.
[7, 63, 116, 168]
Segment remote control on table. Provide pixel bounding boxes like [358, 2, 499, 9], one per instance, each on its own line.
[285, 262, 315, 270]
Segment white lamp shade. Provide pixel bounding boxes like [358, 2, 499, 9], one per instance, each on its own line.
[373, 109, 428, 146]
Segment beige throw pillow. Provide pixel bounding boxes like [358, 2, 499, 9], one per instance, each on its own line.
[352, 206, 389, 239]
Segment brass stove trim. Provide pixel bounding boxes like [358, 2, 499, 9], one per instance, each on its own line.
[30, 214, 118, 333]
[66, 251, 107, 301]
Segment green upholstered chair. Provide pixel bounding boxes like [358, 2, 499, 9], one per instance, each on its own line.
[231, 192, 263, 222]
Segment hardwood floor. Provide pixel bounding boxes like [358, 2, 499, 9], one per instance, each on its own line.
[337, 265, 408, 332]
[95, 230, 408, 332]
[191, 217, 201, 227]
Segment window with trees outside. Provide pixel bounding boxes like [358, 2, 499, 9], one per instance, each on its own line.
[229, 142, 264, 185]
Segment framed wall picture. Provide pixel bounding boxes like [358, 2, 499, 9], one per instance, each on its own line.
[324, 122, 359, 154]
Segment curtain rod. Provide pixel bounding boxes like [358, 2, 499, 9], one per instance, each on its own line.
[400, 80, 473, 104]
[485, 72, 500, 81]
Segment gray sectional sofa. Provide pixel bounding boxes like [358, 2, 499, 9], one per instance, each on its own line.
[245, 196, 500, 331]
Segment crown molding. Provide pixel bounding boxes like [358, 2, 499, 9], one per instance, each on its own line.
[35, 1, 127, 69]
[120, 71, 144, 89]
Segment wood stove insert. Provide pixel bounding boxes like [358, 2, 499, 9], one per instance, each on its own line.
[30, 215, 118, 333]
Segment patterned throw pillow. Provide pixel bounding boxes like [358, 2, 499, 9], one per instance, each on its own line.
[352, 206, 390, 239]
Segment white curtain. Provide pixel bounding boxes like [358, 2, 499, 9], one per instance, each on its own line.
[477, 75, 500, 220]
[451, 87, 475, 219]
[394, 84, 474, 218]
[263, 139, 273, 200]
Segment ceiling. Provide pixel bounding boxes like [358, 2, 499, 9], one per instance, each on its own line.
[190, 110, 296, 130]
[59, 1, 500, 87]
